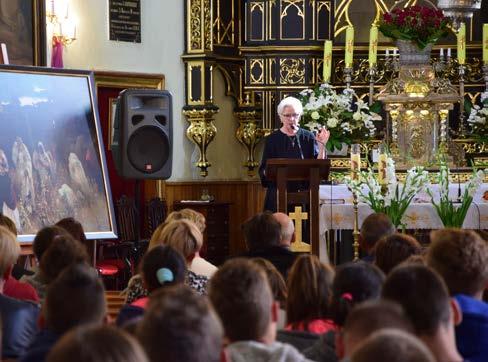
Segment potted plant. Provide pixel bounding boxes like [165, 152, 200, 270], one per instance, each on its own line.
[429, 162, 487, 228]
[379, 5, 450, 64]
[299, 84, 381, 152]
[345, 155, 429, 228]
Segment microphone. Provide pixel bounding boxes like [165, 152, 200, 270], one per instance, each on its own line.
[290, 124, 298, 131]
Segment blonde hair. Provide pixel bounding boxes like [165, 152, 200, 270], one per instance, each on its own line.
[160, 220, 203, 261]
[179, 209, 206, 233]
[0, 225, 20, 276]
[148, 209, 206, 251]
[148, 211, 183, 251]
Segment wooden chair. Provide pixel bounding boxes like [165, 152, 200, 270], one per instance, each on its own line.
[146, 197, 167, 236]
[97, 195, 139, 290]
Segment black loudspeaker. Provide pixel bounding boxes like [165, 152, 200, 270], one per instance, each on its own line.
[112, 89, 172, 179]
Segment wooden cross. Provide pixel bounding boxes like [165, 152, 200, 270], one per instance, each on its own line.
[288, 206, 311, 252]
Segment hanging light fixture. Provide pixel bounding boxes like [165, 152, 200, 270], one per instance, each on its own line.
[436, 0, 483, 29]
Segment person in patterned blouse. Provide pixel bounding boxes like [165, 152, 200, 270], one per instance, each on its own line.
[125, 219, 209, 304]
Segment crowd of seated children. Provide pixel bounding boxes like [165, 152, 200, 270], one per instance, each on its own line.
[1, 210, 487, 362]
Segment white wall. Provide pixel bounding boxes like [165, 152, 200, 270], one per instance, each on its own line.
[52, 0, 251, 181]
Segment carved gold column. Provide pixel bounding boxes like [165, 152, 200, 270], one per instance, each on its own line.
[388, 104, 401, 158]
[234, 106, 265, 176]
[183, 107, 218, 177]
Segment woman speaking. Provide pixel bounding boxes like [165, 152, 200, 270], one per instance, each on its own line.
[259, 96, 330, 212]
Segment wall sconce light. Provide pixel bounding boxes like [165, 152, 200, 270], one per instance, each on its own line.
[46, 0, 77, 45]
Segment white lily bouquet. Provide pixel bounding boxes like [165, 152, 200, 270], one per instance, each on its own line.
[429, 162, 486, 228]
[298, 84, 381, 152]
[345, 156, 429, 228]
[467, 91, 488, 142]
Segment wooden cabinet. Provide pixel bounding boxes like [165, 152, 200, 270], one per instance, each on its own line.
[173, 201, 231, 265]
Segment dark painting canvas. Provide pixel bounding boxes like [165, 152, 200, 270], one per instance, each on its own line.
[0, 66, 116, 241]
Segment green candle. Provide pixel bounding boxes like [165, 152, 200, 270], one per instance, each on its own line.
[368, 25, 378, 67]
[457, 23, 466, 65]
[323, 40, 332, 83]
[345, 26, 354, 68]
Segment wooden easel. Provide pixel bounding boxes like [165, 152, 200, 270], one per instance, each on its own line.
[0, 43, 9, 64]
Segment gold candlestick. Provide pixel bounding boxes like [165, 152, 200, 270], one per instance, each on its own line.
[350, 143, 361, 261]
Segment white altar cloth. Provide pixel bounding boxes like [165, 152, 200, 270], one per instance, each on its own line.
[319, 183, 488, 231]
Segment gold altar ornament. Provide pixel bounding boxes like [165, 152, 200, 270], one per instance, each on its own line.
[183, 107, 218, 177]
[234, 109, 265, 176]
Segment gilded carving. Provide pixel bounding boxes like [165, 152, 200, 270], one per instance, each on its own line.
[235, 110, 265, 175]
[250, 59, 264, 84]
[183, 108, 219, 177]
[279, 58, 305, 84]
[214, 0, 234, 46]
[204, 0, 212, 50]
[189, 0, 203, 51]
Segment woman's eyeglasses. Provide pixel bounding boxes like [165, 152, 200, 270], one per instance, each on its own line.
[280, 113, 300, 119]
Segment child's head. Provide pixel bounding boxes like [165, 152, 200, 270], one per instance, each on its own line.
[330, 262, 385, 327]
[45, 263, 106, 334]
[141, 245, 187, 293]
[286, 254, 334, 328]
[47, 325, 147, 362]
[427, 228, 488, 297]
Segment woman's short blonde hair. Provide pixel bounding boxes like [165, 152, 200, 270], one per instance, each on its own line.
[148, 209, 206, 251]
[178, 208, 206, 233]
[0, 225, 20, 276]
[160, 219, 203, 260]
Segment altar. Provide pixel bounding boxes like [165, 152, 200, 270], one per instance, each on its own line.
[318, 183, 488, 260]
[319, 183, 488, 231]
[319, 183, 488, 262]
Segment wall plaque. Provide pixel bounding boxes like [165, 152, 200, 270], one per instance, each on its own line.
[109, 0, 141, 43]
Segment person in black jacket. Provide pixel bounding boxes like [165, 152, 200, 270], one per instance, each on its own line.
[242, 211, 296, 279]
[258, 96, 329, 212]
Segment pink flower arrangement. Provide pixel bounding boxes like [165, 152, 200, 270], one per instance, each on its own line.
[379, 5, 450, 49]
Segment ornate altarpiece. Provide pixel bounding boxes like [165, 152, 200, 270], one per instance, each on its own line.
[183, 0, 488, 177]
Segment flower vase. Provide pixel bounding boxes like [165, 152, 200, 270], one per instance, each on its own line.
[396, 40, 433, 66]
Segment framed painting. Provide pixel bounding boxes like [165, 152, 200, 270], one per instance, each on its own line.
[0, 65, 117, 242]
[0, 0, 46, 66]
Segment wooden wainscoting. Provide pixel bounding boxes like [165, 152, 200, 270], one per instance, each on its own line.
[161, 180, 265, 256]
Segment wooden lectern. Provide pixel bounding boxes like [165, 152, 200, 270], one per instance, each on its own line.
[266, 158, 330, 257]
